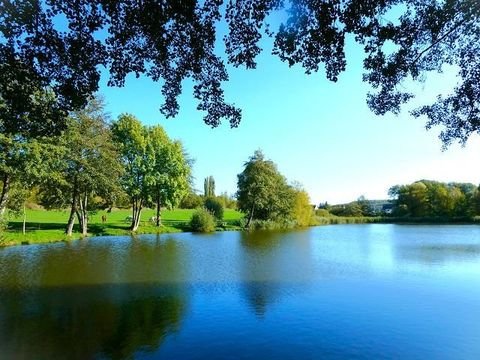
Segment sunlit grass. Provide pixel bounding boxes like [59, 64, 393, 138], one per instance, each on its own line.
[2, 208, 244, 246]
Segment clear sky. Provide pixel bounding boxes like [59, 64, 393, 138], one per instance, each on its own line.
[97, 33, 480, 205]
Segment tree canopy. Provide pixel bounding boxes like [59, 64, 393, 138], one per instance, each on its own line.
[112, 114, 191, 231]
[1, 0, 479, 146]
[236, 150, 294, 227]
[40, 97, 123, 235]
[389, 180, 478, 217]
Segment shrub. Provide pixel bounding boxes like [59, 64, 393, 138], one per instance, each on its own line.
[204, 197, 224, 220]
[179, 193, 204, 209]
[189, 208, 216, 233]
[315, 209, 332, 217]
[249, 219, 295, 230]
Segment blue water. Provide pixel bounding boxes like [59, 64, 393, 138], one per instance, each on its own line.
[1, 225, 480, 359]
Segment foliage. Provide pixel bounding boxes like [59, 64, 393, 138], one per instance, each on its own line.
[179, 193, 204, 209]
[315, 209, 332, 217]
[0, 130, 63, 220]
[2, 1, 478, 146]
[204, 197, 224, 221]
[389, 180, 479, 218]
[40, 97, 123, 235]
[292, 189, 315, 227]
[112, 114, 191, 230]
[249, 219, 295, 231]
[217, 192, 237, 209]
[204, 176, 216, 197]
[236, 150, 294, 227]
[189, 208, 216, 233]
[112, 113, 154, 231]
[330, 202, 364, 217]
[149, 127, 192, 226]
[0, 0, 240, 128]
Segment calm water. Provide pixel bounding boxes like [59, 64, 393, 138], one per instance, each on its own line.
[1, 225, 480, 359]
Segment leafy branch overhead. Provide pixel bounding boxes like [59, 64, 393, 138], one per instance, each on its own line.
[1, 0, 479, 145]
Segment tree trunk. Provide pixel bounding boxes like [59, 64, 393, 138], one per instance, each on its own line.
[66, 188, 78, 236]
[246, 204, 255, 228]
[22, 201, 26, 235]
[156, 192, 162, 227]
[0, 173, 11, 219]
[131, 198, 143, 232]
[77, 191, 88, 236]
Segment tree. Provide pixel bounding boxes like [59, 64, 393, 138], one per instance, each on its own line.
[357, 196, 374, 217]
[236, 150, 293, 227]
[179, 192, 204, 209]
[113, 114, 191, 231]
[204, 197, 224, 221]
[473, 186, 480, 215]
[292, 188, 314, 227]
[112, 114, 154, 231]
[0, 131, 61, 225]
[149, 129, 191, 227]
[2, 1, 478, 146]
[389, 180, 479, 218]
[41, 98, 123, 236]
[0, 88, 65, 220]
[204, 176, 216, 198]
[218, 192, 237, 209]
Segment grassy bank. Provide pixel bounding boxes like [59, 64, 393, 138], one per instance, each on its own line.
[1, 208, 244, 247]
[2, 210, 478, 248]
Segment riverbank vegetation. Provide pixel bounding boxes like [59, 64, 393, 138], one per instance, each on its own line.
[314, 180, 480, 224]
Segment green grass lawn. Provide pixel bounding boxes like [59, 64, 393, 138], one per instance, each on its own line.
[1, 208, 244, 246]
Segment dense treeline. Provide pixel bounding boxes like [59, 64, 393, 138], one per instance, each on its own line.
[389, 180, 480, 218]
[317, 180, 480, 221]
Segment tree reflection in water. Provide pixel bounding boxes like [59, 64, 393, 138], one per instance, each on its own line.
[0, 285, 187, 359]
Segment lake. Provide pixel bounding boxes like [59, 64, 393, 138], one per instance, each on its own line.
[1, 224, 480, 359]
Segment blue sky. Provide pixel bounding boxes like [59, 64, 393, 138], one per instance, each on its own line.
[98, 34, 480, 205]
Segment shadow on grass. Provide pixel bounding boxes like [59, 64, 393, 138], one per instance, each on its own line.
[8, 222, 67, 232]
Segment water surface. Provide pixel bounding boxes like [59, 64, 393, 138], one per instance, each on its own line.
[1, 225, 480, 359]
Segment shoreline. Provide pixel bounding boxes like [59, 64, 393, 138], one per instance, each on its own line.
[2, 216, 479, 248]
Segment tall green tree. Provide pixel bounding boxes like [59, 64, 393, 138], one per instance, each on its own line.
[204, 176, 216, 197]
[0, 88, 65, 220]
[5, 139, 60, 234]
[113, 115, 191, 230]
[236, 150, 293, 227]
[41, 98, 123, 236]
[112, 114, 154, 232]
[149, 128, 191, 227]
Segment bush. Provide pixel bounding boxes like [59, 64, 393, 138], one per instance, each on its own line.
[189, 208, 216, 233]
[315, 209, 332, 217]
[179, 193, 204, 209]
[204, 197, 224, 220]
[249, 219, 295, 230]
